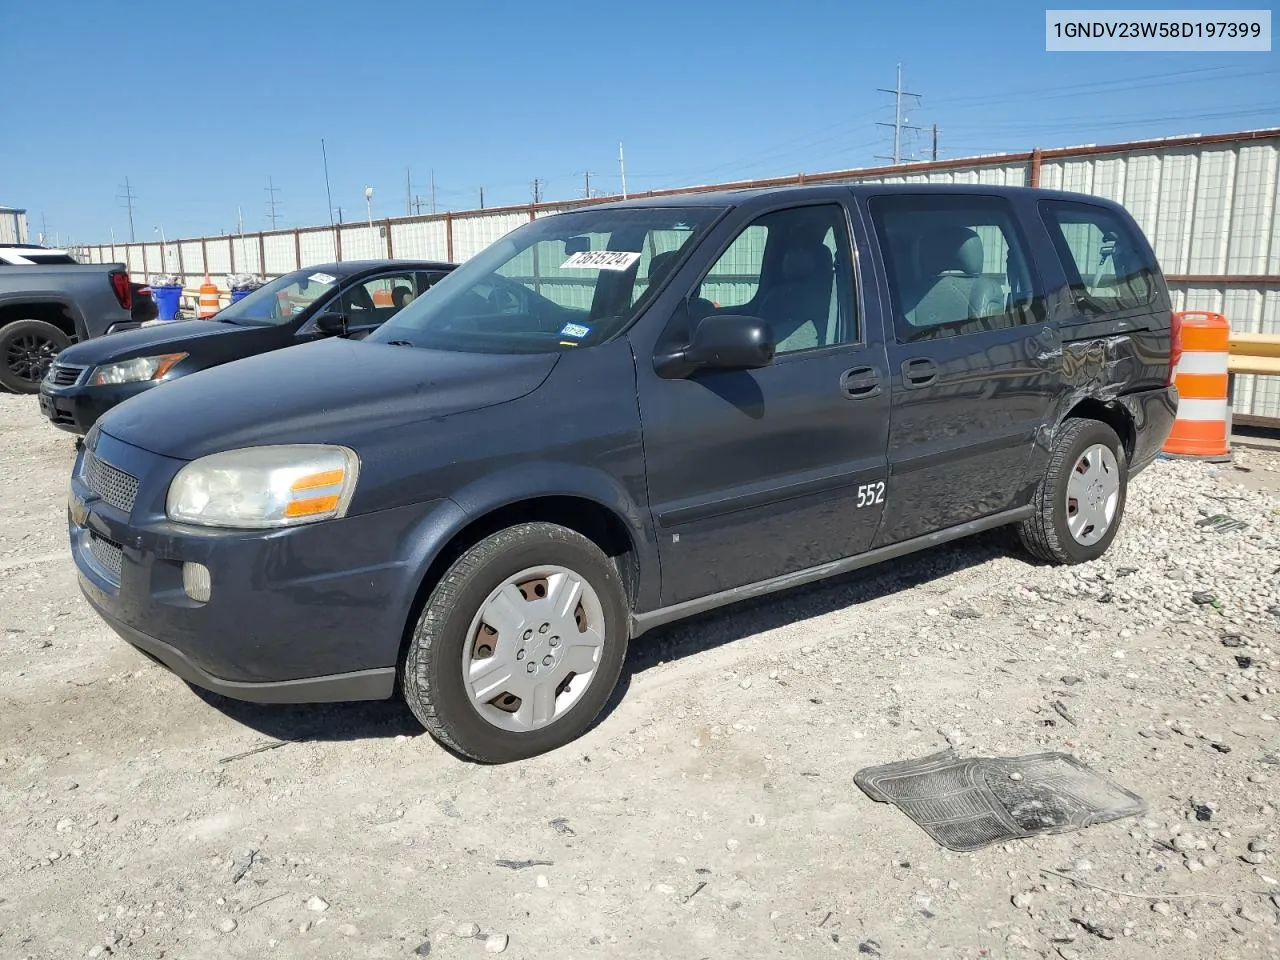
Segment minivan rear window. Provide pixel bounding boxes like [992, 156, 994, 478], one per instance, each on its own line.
[1039, 200, 1157, 315]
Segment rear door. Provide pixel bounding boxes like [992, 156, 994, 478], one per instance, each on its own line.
[636, 197, 892, 605]
[861, 192, 1059, 546]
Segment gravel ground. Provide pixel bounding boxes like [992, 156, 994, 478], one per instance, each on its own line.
[2, 389, 1279, 960]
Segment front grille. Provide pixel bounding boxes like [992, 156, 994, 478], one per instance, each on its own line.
[88, 533, 124, 582]
[48, 363, 86, 387]
[83, 452, 140, 513]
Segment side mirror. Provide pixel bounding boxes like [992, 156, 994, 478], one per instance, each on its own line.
[685, 314, 775, 370]
[314, 312, 348, 337]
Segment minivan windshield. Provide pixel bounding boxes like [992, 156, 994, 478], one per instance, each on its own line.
[209, 268, 340, 326]
[367, 206, 721, 353]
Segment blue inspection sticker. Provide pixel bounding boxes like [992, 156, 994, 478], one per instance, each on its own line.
[560, 322, 591, 339]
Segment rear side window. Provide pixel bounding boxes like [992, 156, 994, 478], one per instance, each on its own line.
[869, 194, 1042, 343]
[1039, 200, 1157, 315]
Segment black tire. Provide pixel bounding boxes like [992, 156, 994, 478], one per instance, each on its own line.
[402, 522, 629, 763]
[0, 319, 70, 394]
[1018, 418, 1128, 565]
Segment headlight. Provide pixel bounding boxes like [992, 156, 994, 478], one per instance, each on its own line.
[166, 445, 359, 528]
[90, 353, 187, 386]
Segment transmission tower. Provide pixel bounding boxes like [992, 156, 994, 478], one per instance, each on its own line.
[116, 177, 137, 242]
[875, 64, 923, 165]
[265, 176, 282, 228]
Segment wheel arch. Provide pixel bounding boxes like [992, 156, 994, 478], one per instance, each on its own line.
[0, 297, 83, 341]
[395, 464, 658, 669]
[1058, 395, 1136, 462]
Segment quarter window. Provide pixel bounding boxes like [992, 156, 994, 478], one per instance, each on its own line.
[1040, 200, 1156, 314]
[869, 195, 1041, 342]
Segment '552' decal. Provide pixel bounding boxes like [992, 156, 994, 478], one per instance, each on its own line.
[856, 481, 885, 508]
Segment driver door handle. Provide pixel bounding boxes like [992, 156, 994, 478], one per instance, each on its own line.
[839, 366, 881, 399]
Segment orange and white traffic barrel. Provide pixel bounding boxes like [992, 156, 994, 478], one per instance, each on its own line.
[198, 274, 220, 318]
[1162, 310, 1231, 461]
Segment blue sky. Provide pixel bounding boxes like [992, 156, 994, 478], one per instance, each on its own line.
[2, 0, 1277, 245]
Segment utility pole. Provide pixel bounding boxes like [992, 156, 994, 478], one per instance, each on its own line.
[429, 169, 437, 215]
[116, 177, 137, 242]
[530, 178, 544, 204]
[619, 142, 628, 199]
[875, 64, 923, 165]
[40, 213, 48, 245]
[581, 171, 594, 199]
[265, 176, 282, 228]
[932, 124, 939, 161]
[479, 187, 485, 209]
[405, 167, 412, 216]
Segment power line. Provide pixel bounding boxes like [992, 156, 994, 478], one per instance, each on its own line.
[876, 63, 923, 164]
[116, 177, 137, 243]
[265, 176, 282, 229]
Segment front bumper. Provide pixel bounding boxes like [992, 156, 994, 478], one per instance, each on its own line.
[39, 378, 156, 435]
[70, 429, 447, 702]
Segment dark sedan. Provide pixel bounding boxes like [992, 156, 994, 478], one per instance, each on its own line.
[39, 259, 455, 435]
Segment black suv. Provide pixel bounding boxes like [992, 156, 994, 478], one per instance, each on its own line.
[68, 185, 1179, 762]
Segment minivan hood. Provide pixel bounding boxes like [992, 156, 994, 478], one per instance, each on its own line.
[99, 337, 560, 460]
[57, 319, 274, 366]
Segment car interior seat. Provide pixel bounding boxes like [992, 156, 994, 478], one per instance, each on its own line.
[906, 226, 1005, 330]
[757, 243, 835, 352]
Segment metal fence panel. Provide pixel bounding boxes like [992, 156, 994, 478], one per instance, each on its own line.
[298, 229, 337, 265]
[1188, 149, 1234, 274]
[263, 233, 296, 274]
[390, 220, 448, 260]
[452, 213, 530, 261]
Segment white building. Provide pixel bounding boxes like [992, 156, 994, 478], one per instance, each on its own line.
[0, 206, 28, 244]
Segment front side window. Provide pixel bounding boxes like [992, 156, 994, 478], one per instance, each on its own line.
[1040, 200, 1157, 315]
[370, 207, 721, 354]
[688, 204, 856, 355]
[339, 272, 421, 322]
[870, 194, 1042, 342]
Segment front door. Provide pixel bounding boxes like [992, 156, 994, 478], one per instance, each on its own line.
[862, 192, 1060, 546]
[636, 201, 891, 606]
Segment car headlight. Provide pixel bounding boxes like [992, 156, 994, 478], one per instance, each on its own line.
[166, 445, 360, 528]
[90, 353, 187, 386]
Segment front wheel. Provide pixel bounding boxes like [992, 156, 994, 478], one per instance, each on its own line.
[1018, 418, 1128, 565]
[0, 319, 71, 394]
[402, 522, 629, 763]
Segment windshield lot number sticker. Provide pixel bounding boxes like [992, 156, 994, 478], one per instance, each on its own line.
[857, 481, 885, 508]
[560, 251, 641, 271]
[560, 322, 591, 339]
[308, 272, 337, 284]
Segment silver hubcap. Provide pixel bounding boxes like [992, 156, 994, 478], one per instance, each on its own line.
[462, 565, 606, 733]
[1065, 443, 1120, 546]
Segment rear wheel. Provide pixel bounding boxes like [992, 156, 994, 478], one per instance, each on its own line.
[1018, 418, 1128, 565]
[402, 522, 629, 763]
[0, 319, 70, 394]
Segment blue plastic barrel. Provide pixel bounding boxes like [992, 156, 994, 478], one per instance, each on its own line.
[230, 288, 252, 303]
[153, 285, 183, 321]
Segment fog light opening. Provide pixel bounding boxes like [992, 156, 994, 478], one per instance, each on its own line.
[182, 562, 211, 603]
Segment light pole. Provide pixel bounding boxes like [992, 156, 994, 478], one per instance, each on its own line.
[364, 186, 374, 230]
